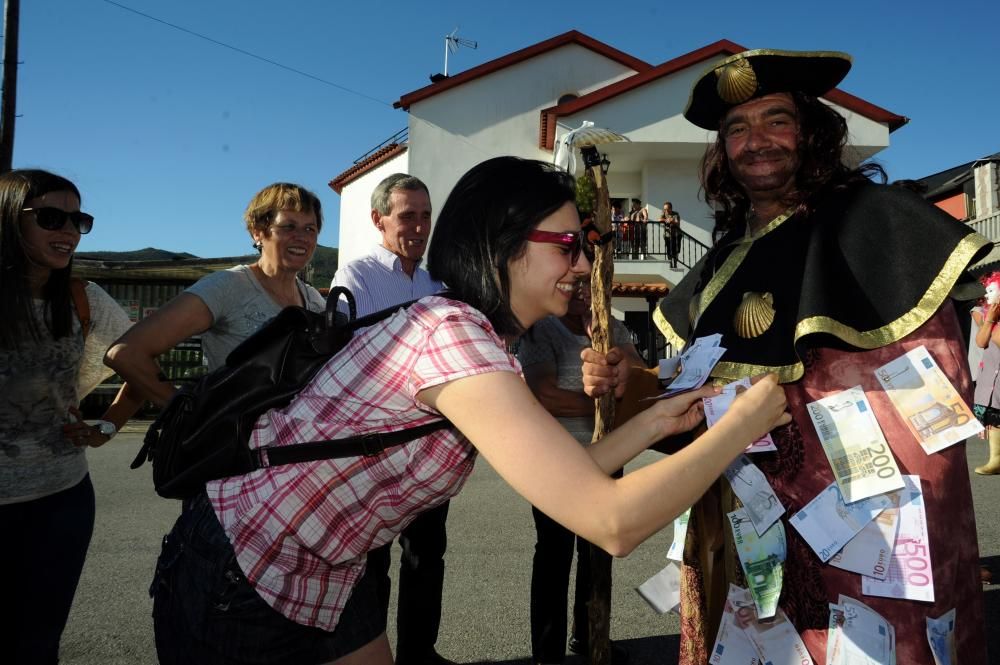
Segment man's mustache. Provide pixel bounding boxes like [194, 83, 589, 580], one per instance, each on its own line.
[734, 148, 793, 164]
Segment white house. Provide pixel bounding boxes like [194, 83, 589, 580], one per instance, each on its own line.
[329, 31, 905, 357]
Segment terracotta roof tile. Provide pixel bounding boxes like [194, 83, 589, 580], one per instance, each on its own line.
[611, 281, 670, 298]
[329, 144, 408, 194]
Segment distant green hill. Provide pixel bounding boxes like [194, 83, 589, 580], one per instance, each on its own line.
[307, 245, 338, 287]
[77, 245, 339, 289]
[76, 247, 199, 261]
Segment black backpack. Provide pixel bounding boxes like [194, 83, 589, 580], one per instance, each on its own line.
[131, 287, 451, 499]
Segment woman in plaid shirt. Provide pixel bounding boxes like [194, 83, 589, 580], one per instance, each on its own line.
[151, 157, 790, 665]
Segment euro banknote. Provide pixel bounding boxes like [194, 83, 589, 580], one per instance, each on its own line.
[875, 346, 982, 454]
[728, 507, 785, 619]
[806, 386, 904, 502]
[862, 475, 934, 602]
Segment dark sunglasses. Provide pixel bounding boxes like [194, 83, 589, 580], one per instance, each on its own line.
[22, 207, 94, 234]
[526, 229, 594, 265]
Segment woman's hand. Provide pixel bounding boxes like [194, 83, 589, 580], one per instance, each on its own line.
[723, 374, 791, 441]
[646, 384, 718, 438]
[581, 346, 630, 398]
[62, 407, 111, 448]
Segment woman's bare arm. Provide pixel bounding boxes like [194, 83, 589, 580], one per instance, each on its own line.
[104, 293, 214, 407]
[419, 371, 788, 557]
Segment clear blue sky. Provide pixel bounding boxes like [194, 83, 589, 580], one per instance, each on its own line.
[14, 0, 999, 257]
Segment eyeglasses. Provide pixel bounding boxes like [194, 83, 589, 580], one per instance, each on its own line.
[22, 207, 94, 234]
[269, 222, 319, 236]
[526, 229, 593, 265]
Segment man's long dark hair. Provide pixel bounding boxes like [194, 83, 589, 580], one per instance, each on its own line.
[701, 92, 886, 239]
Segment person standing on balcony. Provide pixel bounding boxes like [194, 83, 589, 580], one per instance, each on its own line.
[659, 201, 681, 268]
[610, 201, 624, 222]
[627, 199, 648, 259]
[611, 201, 626, 259]
[330, 173, 450, 665]
[585, 49, 989, 663]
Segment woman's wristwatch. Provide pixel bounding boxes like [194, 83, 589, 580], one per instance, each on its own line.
[94, 420, 118, 439]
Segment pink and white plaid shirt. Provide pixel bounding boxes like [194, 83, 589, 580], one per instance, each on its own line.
[206, 297, 521, 631]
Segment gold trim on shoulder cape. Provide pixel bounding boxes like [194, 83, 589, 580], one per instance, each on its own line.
[655, 183, 990, 383]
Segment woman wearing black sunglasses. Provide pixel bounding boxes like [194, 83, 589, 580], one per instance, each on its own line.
[0, 169, 145, 664]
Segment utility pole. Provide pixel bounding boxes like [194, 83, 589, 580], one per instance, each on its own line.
[0, 0, 20, 172]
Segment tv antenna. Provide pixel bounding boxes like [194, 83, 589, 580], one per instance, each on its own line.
[444, 28, 477, 76]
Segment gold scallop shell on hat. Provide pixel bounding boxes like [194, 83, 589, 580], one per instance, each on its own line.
[733, 291, 774, 339]
[714, 58, 758, 104]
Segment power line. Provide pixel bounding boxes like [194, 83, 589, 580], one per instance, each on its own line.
[99, 0, 392, 107]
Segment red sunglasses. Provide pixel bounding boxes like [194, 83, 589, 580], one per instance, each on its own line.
[526, 229, 594, 265]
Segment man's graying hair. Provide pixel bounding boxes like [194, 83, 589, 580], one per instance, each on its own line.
[371, 174, 430, 215]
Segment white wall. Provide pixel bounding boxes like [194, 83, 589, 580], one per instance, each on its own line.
[406, 44, 640, 228]
[560, 64, 711, 147]
[336, 151, 408, 269]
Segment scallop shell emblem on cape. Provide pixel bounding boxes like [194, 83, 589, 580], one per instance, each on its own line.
[733, 291, 775, 339]
[715, 58, 758, 104]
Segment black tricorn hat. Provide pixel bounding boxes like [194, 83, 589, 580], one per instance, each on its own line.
[684, 49, 852, 130]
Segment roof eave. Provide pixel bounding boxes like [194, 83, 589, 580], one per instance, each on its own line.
[821, 88, 908, 132]
[538, 39, 749, 150]
[395, 30, 651, 111]
[329, 144, 408, 194]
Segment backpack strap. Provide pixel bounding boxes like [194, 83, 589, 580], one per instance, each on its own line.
[70, 278, 91, 340]
[252, 420, 453, 470]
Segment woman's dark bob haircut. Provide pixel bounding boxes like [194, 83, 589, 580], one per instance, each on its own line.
[427, 156, 576, 337]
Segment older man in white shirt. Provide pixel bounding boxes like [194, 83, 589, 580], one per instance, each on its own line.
[331, 173, 450, 665]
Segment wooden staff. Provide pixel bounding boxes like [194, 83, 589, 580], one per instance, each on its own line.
[585, 159, 616, 665]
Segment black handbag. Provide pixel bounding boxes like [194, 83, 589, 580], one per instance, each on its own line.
[131, 287, 450, 499]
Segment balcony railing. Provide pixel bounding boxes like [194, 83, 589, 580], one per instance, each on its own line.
[969, 210, 1000, 243]
[351, 127, 408, 165]
[609, 220, 710, 269]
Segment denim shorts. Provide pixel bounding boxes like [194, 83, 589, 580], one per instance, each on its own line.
[151, 492, 384, 664]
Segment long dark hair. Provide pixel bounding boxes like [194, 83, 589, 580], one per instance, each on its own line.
[701, 92, 886, 238]
[0, 169, 83, 348]
[427, 157, 576, 337]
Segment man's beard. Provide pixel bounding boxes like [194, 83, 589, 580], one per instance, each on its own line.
[730, 147, 800, 196]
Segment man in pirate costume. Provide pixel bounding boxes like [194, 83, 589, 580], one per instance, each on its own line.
[652, 50, 988, 663]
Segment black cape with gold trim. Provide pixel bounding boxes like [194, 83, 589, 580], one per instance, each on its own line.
[655, 182, 990, 381]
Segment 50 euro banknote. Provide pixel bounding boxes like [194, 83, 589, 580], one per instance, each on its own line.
[875, 346, 982, 454]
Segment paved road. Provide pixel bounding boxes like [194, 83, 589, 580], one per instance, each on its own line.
[60, 425, 1000, 664]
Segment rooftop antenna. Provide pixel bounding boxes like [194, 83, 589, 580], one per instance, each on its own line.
[444, 28, 477, 77]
